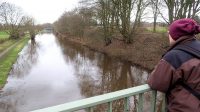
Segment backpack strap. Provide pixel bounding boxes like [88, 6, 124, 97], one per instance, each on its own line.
[180, 81, 200, 100]
[173, 44, 200, 59]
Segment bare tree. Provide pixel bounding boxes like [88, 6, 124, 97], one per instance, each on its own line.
[98, 0, 115, 45]
[79, 4, 97, 27]
[133, 0, 150, 28]
[54, 0, 151, 45]
[111, 0, 135, 43]
[163, 0, 200, 23]
[0, 2, 25, 39]
[54, 13, 70, 34]
[23, 16, 36, 42]
[113, 0, 149, 43]
[54, 9, 86, 38]
[151, 0, 159, 32]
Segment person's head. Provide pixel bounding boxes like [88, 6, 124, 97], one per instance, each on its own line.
[168, 18, 200, 44]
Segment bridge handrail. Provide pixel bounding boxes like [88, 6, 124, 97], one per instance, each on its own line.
[31, 84, 165, 112]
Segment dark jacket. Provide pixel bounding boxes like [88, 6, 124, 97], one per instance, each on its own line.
[147, 36, 200, 112]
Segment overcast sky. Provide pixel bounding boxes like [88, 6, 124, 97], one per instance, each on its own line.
[2, 0, 79, 24]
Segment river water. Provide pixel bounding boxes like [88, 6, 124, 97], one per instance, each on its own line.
[0, 34, 149, 112]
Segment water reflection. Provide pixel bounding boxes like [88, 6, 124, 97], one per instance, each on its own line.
[0, 34, 83, 112]
[10, 38, 40, 78]
[0, 39, 40, 112]
[57, 37, 150, 111]
[57, 38, 148, 95]
[0, 34, 149, 112]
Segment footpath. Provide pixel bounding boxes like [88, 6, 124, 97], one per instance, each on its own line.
[0, 39, 22, 59]
[0, 37, 29, 89]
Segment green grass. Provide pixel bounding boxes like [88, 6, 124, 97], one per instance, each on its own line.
[146, 27, 167, 33]
[0, 39, 18, 53]
[0, 31, 9, 43]
[0, 31, 8, 35]
[0, 35, 9, 39]
[0, 36, 29, 88]
[0, 31, 9, 38]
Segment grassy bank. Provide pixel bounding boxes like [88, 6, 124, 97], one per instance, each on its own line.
[57, 30, 169, 72]
[0, 31, 9, 43]
[0, 39, 19, 52]
[146, 27, 167, 33]
[0, 36, 29, 88]
[0, 31, 9, 38]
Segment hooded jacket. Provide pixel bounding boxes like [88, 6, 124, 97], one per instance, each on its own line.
[147, 36, 200, 112]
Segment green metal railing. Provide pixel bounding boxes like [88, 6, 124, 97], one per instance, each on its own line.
[31, 84, 166, 112]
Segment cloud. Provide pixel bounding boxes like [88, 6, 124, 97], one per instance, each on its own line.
[3, 0, 79, 24]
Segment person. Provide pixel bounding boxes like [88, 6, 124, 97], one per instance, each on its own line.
[147, 18, 200, 112]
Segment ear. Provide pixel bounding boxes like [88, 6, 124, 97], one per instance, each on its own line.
[195, 25, 200, 34]
[169, 34, 175, 45]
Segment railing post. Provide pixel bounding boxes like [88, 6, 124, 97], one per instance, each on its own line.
[124, 97, 129, 112]
[31, 84, 152, 112]
[107, 102, 112, 112]
[87, 107, 93, 112]
[151, 90, 157, 112]
[138, 93, 144, 112]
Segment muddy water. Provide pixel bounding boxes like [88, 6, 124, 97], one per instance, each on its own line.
[0, 34, 149, 112]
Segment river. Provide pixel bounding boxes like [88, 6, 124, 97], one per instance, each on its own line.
[0, 34, 149, 112]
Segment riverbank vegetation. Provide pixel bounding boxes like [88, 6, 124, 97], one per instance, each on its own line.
[54, 0, 200, 71]
[0, 2, 40, 88]
[0, 2, 45, 41]
[0, 31, 9, 43]
[0, 36, 29, 88]
[0, 39, 18, 52]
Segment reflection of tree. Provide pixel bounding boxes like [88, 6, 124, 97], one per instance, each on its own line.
[0, 99, 18, 112]
[9, 40, 40, 78]
[56, 37, 150, 112]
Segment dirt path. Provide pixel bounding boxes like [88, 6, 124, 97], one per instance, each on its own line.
[0, 40, 22, 59]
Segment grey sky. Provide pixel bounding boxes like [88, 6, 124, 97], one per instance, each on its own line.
[2, 0, 79, 24]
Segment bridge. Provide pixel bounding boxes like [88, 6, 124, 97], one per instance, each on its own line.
[31, 84, 166, 112]
[43, 27, 54, 33]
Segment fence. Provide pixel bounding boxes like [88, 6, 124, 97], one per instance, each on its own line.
[31, 84, 166, 112]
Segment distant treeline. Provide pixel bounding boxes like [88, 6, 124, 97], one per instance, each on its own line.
[0, 2, 52, 39]
[54, 0, 200, 45]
